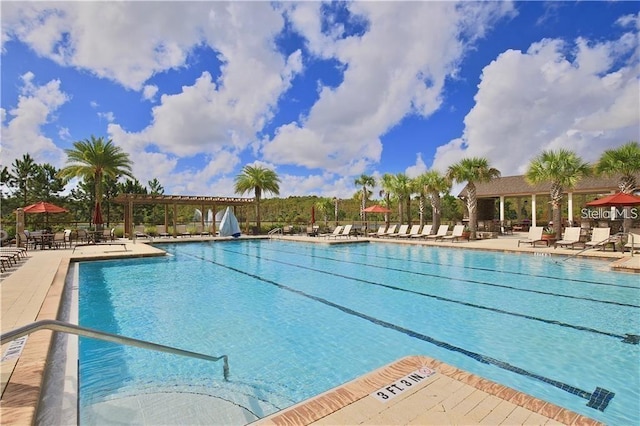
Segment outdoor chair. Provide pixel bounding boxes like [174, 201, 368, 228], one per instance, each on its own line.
[585, 227, 613, 251]
[554, 227, 583, 249]
[517, 226, 545, 247]
[441, 225, 469, 242]
[398, 225, 421, 238]
[411, 225, 433, 238]
[426, 225, 449, 241]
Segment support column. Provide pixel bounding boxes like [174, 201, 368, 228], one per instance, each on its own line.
[531, 195, 537, 227]
[499, 196, 505, 222]
[567, 192, 574, 226]
[127, 200, 133, 240]
[172, 203, 177, 238]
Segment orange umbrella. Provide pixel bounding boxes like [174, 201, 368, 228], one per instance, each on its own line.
[23, 201, 68, 213]
[362, 205, 392, 213]
[586, 192, 640, 207]
[22, 201, 68, 227]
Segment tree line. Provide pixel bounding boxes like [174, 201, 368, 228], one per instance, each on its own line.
[1, 136, 638, 239]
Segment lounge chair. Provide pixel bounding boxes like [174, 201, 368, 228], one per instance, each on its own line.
[398, 225, 421, 238]
[441, 225, 468, 242]
[585, 228, 613, 251]
[328, 224, 352, 239]
[370, 225, 387, 238]
[156, 225, 170, 238]
[426, 225, 449, 241]
[623, 232, 640, 253]
[175, 224, 192, 237]
[323, 226, 343, 238]
[411, 224, 432, 238]
[554, 227, 583, 249]
[134, 225, 150, 238]
[379, 224, 397, 238]
[517, 226, 545, 247]
[388, 224, 409, 238]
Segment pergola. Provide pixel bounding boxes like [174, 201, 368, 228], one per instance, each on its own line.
[111, 194, 254, 239]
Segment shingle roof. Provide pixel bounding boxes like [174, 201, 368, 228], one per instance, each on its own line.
[458, 174, 638, 198]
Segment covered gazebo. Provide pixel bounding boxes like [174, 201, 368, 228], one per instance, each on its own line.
[111, 194, 254, 239]
[458, 174, 636, 232]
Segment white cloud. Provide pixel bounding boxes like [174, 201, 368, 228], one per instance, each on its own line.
[142, 85, 158, 101]
[263, 2, 515, 176]
[432, 32, 640, 176]
[405, 153, 428, 178]
[97, 111, 115, 123]
[1, 72, 69, 167]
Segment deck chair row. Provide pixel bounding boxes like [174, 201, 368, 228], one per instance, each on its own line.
[519, 226, 632, 251]
[371, 224, 469, 242]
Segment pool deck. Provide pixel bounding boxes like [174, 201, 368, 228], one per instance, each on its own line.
[2, 232, 635, 425]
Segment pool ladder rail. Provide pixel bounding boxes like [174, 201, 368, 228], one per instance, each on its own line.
[1, 320, 230, 381]
[267, 228, 283, 238]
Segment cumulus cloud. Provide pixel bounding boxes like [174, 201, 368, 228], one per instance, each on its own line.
[142, 85, 158, 101]
[432, 32, 640, 176]
[1, 72, 69, 167]
[263, 1, 514, 176]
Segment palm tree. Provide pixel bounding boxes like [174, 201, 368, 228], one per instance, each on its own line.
[447, 157, 501, 240]
[418, 170, 451, 232]
[595, 141, 640, 233]
[379, 173, 395, 227]
[58, 136, 134, 230]
[354, 174, 375, 222]
[315, 198, 334, 229]
[234, 165, 280, 233]
[525, 149, 591, 239]
[390, 173, 413, 225]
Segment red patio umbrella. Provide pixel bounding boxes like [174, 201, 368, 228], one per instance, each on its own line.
[362, 205, 392, 213]
[23, 201, 69, 214]
[92, 201, 104, 226]
[22, 201, 68, 228]
[586, 192, 640, 207]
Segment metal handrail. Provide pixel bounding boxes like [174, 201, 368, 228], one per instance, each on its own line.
[1, 320, 229, 381]
[267, 228, 283, 238]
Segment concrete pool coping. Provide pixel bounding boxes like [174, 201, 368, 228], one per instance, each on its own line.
[2, 233, 635, 424]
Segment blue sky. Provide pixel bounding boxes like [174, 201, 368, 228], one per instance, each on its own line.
[1, 1, 639, 198]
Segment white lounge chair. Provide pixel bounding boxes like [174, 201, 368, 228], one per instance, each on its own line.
[323, 225, 343, 238]
[517, 226, 544, 247]
[329, 224, 353, 239]
[441, 225, 468, 242]
[585, 228, 613, 251]
[398, 225, 421, 238]
[380, 224, 397, 238]
[426, 225, 449, 240]
[388, 224, 409, 238]
[411, 224, 432, 238]
[554, 227, 583, 249]
[623, 232, 640, 253]
[370, 225, 387, 238]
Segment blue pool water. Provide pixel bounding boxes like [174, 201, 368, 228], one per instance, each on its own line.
[79, 240, 640, 424]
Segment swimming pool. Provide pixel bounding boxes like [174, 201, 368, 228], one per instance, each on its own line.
[78, 240, 639, 424]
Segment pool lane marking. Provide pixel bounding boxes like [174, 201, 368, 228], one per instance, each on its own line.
[217, 248, 636, 344]
[249, 245, 640, 309]
[281, 242, 637, 291]
[181, 251, 616, 412]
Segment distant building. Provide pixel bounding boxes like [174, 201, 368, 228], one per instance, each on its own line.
[458, 174, 639, 231]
